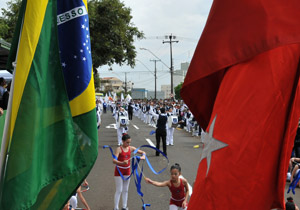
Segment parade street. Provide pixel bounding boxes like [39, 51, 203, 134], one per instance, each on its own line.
[81, 111, 300, 210]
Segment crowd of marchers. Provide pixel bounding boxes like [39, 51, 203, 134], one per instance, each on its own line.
[95, 97, 194, 210]
[96, 98, 205, 146]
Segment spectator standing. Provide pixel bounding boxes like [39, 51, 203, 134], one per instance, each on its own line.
[0, 78, 7, 107]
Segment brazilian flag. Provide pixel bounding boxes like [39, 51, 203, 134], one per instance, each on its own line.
[0, 0, 98, 209]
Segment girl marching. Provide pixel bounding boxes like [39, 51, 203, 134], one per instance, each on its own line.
[113, 133, 146, 210]
[145, 163, 189, 210]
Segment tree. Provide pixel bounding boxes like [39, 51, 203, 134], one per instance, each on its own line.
[0, 0, 21, 43]
[94, 70, 101, 92]
[0, 0, 144, 88]
[174, 82, 183, 100]
[88, 0, 144, 69]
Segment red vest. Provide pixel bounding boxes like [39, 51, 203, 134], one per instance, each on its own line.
[169, 179, 186, 207]
[114, 146, 131, 176]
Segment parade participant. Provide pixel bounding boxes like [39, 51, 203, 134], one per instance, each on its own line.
[184, 109, 193, 133]
[113, 134, 146, 210]
[146, 102, 151, 125]
[149, 105, 158, 127]
[286, 197, 299, 210]
[103, 101, 107, 113]
[115, 106, 129, 146]
[167, 107, 175, 146]
[145, 163, 189, 210]
[290, 163, 300, 187]
[128, 102, 133, 120]
[62, 201, 75, 210]
[149, 103, 168, 156]
[69, 185, 91, 210]
[134, 101, 139, 117]
[142, 102, 147, 123]
[96, 106, 101, 129]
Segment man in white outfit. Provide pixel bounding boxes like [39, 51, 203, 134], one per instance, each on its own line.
[114, 106, 129, 145]
[166, 107, 176, 146]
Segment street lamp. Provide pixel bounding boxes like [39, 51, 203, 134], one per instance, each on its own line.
[136, 59, 158, 99]
[140, 48, 170, 69]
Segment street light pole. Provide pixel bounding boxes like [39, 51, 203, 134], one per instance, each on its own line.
[140, 48, 170, 69]
[163, 34, 178, 95]
[150, 59, 160, 100]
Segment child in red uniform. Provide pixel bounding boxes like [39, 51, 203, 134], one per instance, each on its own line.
[145, 163, 189, 210]
[113, 133, 146, 210]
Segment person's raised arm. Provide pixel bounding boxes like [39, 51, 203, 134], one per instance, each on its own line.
[149, 103, 159, 119]
[145, 177, 169, 187]
[131, 146, 146, 160]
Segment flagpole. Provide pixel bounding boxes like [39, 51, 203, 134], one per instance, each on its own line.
[0, 61, 17, 194]
[0, 15, 24, 192]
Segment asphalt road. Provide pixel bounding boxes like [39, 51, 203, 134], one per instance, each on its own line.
[79, 111, 300, 210]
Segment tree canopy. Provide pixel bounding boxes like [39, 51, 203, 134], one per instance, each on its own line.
[0, 0, 144, 70]
[88, 0, 144, 69]
[0, 0, 21, 43]
[174, 82, 183, 100]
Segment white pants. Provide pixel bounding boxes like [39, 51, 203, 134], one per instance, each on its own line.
[186, 121, 192, 132]
[167, 127, 174, 145]
[146, 114, 151, 124]
[117, 127, 128, 145]
[69, 194, 77, 209]
[169, 204, 187, 210]
[114, 176, 130, 210]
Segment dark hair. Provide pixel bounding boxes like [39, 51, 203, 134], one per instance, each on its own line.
[160, 107, 165, 113]
[286, 202, 295, 210]
[170, 163, 181, 172]
[122, 133, 130, 141]
[0, 77, 5, 85]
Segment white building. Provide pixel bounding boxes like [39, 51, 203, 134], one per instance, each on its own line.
[161, 85, 171, 99]
[160, 62, 190, 98]
[147, 91, 165, 100]
[100, 77, 123, 93]
[173, 62, 189, 87]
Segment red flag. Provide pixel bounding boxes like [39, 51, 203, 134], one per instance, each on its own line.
[181, 1, 300, 209]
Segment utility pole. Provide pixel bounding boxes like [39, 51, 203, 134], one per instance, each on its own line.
[150, 59, 160, 100]
[163, 34, 178, 95]
[124, 72, 127, 94]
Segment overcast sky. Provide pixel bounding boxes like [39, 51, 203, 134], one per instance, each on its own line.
[0, 0, 214, 91]
[100, 0, 214, 91]
[0, 1, 5, 10]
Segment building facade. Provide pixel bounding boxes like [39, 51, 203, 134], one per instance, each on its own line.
[100, 77, 123, 93]
[147, 91, 165, 100]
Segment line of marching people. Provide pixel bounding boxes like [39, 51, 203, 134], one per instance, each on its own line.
[132, 99, 204, 140]
[108, 98, 204, 147]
